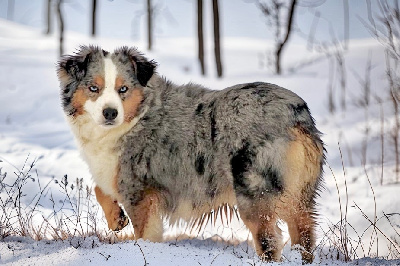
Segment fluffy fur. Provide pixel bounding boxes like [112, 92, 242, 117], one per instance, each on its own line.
[57, 45, 325, 263]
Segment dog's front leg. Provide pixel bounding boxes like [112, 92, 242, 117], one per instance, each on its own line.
[123, 189, 164, 242]
[94, 186, 129, 231]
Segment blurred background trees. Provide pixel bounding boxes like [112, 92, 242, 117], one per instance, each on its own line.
[2, 0, 398, 81]
[45, 0, 52, 35]
[255, 0, 297, 75]
[212, 0, 223, 78]
[91, 0, 97, 37]
[0, 0, 319, 76]
[56, 0, 64, 57]
[147, 0, 153, 50]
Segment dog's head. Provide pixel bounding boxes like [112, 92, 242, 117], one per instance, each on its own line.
[57, 45, 156, 128]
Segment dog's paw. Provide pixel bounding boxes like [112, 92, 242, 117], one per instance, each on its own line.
[106, 231, 118, 244]
[107, 204, 130, 231]
[291, 245, 314, 264]
[113, 208, 129, 231]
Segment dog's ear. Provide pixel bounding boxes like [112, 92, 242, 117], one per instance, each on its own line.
[135, 58, 157, 87]
[117, 46, 157, 87]
[57, 45, 98, 83]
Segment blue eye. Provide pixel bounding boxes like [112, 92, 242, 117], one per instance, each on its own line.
[88, 86, 99, 93]
[119, 86, 128, 93]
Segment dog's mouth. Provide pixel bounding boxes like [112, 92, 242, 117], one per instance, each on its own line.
[100, 117, 124, 128]
[102, 120, 116, 127]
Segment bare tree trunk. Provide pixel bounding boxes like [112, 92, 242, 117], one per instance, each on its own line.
[343, 0, 349, 50]
[328, 57, 336, 114]
[46, 0, 52, 34]
[212, 0, 222, 78]
[379, 100, 385, 185]
[147, 0, 153, 50]
[7, 0, 15, 21]
[336, 50, 346, 112]
[275, 0, 296, 75]
[197, 0, 205, 75]
[56, 0, 64, 57]
[387, 51, 400, 182]
[91, 0, 97, 36]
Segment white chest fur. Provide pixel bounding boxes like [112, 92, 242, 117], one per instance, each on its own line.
[68, 114, 132, 199]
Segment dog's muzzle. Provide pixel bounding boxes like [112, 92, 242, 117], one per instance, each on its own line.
[103, 107, 118, 124]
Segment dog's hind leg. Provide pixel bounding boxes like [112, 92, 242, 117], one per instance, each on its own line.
[238, 203, 283, 262]
[277, 192, 317, 263]
[94, 186, 129, 231]
[277, 127, 324, 263]
[284, 203, 316, 264]
[124, 189, 164, 242]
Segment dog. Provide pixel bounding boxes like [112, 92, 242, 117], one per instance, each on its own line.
[57, 45, 324, 263]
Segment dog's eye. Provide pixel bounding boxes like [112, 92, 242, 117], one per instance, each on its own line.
[118, 86, 129, 94]
[88, 86, 99, 93]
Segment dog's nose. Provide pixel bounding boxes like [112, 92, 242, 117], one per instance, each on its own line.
[103, 108, 118, 120]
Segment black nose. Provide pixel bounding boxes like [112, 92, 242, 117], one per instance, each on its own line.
[103, 108, 118, 120]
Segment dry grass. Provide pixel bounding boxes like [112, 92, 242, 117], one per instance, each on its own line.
[0, 156, 128, 244]
[314, 145, 400, 262]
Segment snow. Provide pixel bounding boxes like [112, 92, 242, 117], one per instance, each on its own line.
[0, 15, 399, 265]
[0, 236, 341, 265]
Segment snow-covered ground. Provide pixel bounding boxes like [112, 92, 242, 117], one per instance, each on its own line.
[0, 18, 399, 265]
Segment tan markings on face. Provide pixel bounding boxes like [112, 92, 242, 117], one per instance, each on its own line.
[115, 77, 124, 89]
[71, 88, 89, 116]
[85, 75, 105, 101]
[123, 88, 143, 123]
[94, 75, 105, 88]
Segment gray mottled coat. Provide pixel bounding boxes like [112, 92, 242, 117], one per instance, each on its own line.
[118, 76, 323, 217]
[57, 46, 324, 263]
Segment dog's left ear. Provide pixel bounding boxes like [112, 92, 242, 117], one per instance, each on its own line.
[117, 47, 157, 87]
[135, 58, 157, 87]
[57, 45, 100, 85]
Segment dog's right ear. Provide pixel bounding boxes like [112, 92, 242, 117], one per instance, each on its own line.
[115, 46, 157, 87]
[57, 45, 98, 84]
